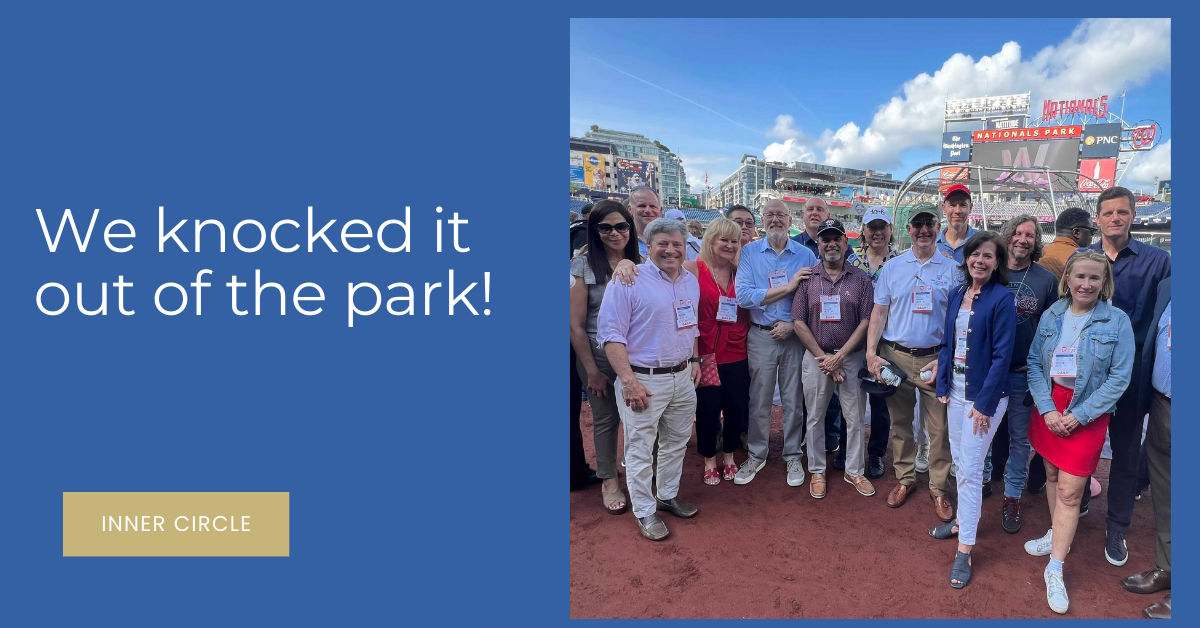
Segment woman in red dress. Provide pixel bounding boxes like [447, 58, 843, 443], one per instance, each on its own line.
[682, 218, 751, 485]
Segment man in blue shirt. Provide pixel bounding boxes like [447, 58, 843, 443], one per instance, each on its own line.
[1084, 186, 1171, 569]
[790, 196, 853, 460]
[935, 185, 978, 262]
[734, 199, 817, 488]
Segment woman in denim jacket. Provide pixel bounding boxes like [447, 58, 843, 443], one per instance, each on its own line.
[1023, 249, 1134, 614]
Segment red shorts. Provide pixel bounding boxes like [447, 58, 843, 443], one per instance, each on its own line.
[1029, 383, 1109, 477]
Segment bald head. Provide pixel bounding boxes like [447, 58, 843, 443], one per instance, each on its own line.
[802, 197, 830, 234]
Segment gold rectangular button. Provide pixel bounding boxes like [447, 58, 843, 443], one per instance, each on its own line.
[63, 492, 289, 557]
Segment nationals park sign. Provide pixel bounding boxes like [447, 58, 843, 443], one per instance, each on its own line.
[972, 125, 1082, 143]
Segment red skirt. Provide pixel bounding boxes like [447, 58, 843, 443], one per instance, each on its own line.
[1029, 383, 1109, 477]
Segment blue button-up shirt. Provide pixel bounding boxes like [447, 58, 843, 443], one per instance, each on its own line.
[1085, 237, 1171, 348]
[936, 226, 979, 263]
[735, 237, 818, 326]
[1152, 303, 1170, 398]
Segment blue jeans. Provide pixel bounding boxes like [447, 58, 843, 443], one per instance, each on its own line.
[983, 371, 1033, 498]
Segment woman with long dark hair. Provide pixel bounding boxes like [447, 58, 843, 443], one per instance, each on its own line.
[930, 231, 1017, 589]
[570, 200, 642, 514]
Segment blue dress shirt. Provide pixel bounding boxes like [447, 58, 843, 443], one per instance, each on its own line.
[735, 237, 818, 326]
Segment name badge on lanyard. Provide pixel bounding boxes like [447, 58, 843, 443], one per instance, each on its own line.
[716, 296, 738, 322]
[675, 299, 698, 329]
[1050, 346, 1077, 377]
[768, 269, 788, 289]
[912, 284, 933, 313]
[820, 295, 841, 321]
[954, 328, 968, 362]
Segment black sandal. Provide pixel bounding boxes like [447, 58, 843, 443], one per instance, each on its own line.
[950, 550, 972, 589]
[929, 521, 959, 539]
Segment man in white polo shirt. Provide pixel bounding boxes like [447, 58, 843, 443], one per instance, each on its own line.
[865, 189, 961, 523]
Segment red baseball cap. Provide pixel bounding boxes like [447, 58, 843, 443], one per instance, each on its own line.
[943, 184, 971, 200]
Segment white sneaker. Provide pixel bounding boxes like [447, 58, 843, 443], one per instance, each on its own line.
[1044, 568, 1069, 614]
[786, 459, 806, 487]
[733, 455, 765, 485]
[915, 444, 929, 473]
[1025, 528, 1054, 556]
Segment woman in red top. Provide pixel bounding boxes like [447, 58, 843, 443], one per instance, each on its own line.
[682, 218, 750, 485]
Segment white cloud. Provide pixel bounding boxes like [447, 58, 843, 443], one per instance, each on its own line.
[775, 18, 1171, 173]
[1121, 139, 1170, 192]
[763, 138, 816, 164]
[768, 114, 801, 140]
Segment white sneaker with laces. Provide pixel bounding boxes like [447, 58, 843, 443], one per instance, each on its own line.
[786, 459, 806, 487]
[1025, 528, 1054, 556]
[915, 444, 929, 473]
[1045, 568, 1069, 614]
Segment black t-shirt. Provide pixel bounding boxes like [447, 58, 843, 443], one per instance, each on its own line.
[1006, 263, 1059, 368]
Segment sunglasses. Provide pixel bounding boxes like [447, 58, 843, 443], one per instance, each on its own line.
[1073, 226, 1099, 234]
[596, 222, 631, 234]
[909, 220, 936, 229]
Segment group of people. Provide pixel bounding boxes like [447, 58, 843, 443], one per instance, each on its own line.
[568, 184, 1171, 617]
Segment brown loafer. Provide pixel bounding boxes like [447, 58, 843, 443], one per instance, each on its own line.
[887, 482, 917, 508]
[1143, 593, 1170, 619]
[1122, 568, 1171, 595]
[809, 473, 827, 499]
[933, 495, 955, 522]
[844, 473, 876, 496]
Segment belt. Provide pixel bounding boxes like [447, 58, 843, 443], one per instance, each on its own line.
[630, 361, 690, 375]
[952, 363, 966, 375]
[751, 322, 777, 331]
[882, 339, 937, 357]
[821, 348, 841, 355]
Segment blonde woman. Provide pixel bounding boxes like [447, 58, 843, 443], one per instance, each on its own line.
[1024, 249, 1134, 614]
[681, 218, 750, 484]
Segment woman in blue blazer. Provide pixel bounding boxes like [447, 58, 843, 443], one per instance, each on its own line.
[930, 231, 1016, 589]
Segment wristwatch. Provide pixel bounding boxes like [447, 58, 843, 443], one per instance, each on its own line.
[688, 357, 702, 363]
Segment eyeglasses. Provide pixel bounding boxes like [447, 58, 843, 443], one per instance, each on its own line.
[1073, 226, 1099, 234]
[596, 222, 631, 234]
[731, 219, 756, 227]
[909, 220, 936, 230]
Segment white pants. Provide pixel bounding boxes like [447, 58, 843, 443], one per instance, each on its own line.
[947, 378, 1008, 546]
[615, 370, 697, 519]
[802, 350, 868, 475]
[914, 400, 929, 445]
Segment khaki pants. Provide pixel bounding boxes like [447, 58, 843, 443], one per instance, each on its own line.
[615, 370, 697, 519]
[802, 350, 867, 476]
[880, 344, 951, 496]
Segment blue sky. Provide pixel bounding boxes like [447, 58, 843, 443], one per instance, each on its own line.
[570, 18, 1171, 193]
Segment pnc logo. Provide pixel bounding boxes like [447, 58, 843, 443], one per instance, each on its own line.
[1084, 136, 1096, 146]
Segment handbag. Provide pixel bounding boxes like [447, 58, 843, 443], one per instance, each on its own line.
[698, 353, 721, 387]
